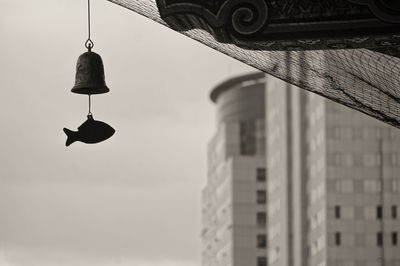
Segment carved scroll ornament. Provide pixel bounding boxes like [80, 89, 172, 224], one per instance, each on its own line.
[156, 0, 400, 51]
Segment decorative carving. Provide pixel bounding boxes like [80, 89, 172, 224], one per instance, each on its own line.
[156, 0, 269, 42]
[156, 0, 400, 50]
[269, 0, 371, 20]
[348, 0, 400, 23]
[229, 0, 268, 36]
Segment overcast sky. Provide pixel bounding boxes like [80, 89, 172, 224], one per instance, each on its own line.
[0, 1, 253, 266]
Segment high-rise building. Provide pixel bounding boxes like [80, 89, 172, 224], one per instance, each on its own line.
[202, 71, 400, 266]
[266, 75, 400, 266]
[202, 73, 268, 266]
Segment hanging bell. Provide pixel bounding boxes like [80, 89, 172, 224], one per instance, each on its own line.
[71, 50, 110, 95]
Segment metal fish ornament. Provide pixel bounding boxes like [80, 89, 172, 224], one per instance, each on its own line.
[63, 114, 115, 146]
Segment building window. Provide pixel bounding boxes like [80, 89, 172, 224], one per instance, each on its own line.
[363, 153, 381, 167]
[334, 126, 353, 139]
[336, 180, 353, 193]
[335, 232, 341, 246]
[269, 178, 281, 194]
[257, 190, 266, 204]
[310, 242, 317, 255]
[270, 223, 281, 240]
[335, 205, 341, 219]
[270, 199, 280, 216]
[393, 180, 400, 192]
[342, 206, 354, 219]
[257, 212, 266, 226]
[392, 206, 397, 219]
[240, 121, 256, 155]
[257, 256, 267, 266]
[316, 235, 326, 252]
[311, 183, 325, 203]
[310, 216, 317, 230]
[377, 232, 383, 246]
[390, 128, 400, 139]
[392, 232, 398, 246]
[334, 153, 354, 167]
[257, 168, 266, 182]
[364, 180, 381, 193]
[363, 127, 380, 139]
[364, 207, 376, 219]
[257, 234, 267, 248]
[391, 153, 400, 166]
[269, 247, 279, 264]
[377, 206, 383, 219]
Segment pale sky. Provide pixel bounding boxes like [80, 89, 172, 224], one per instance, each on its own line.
[0, 1, 253, 266]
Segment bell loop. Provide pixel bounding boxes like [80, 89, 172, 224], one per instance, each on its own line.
[85, 39, 94, 51]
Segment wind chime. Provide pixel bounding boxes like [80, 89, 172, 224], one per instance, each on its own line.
[63, 0, 115, 146]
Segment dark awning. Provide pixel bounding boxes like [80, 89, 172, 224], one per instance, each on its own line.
[107, 0, 400, 128]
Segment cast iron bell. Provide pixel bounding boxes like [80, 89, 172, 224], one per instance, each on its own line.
[71, 50, 110, 95]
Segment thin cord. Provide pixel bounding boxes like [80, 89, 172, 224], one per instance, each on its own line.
[88, 94, 92, 116]
[88, 0, 91, 40]
[85, 0, 94, 50]
[86, 0, 93, 116]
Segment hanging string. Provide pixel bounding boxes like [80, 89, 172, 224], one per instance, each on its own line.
[85, 0, 94, 51]
[88, 94, 92, 116]
[85, 0, 93, 117]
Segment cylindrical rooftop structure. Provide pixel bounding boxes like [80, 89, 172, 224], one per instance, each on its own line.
[210, 72, 266, 124]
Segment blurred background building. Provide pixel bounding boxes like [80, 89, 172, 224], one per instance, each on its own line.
[202, 73, 268, 266]
[202, 72, 400, 266]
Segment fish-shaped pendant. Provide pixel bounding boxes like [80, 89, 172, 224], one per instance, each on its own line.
[63, 114, 115, 146]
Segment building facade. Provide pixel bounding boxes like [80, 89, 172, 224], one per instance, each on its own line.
[202, 73, 268, 266]
[266, 76, 400, 266]
[203, 71, 400, 266]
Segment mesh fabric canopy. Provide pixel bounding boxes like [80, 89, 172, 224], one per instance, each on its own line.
[107, 0, 400, 128]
